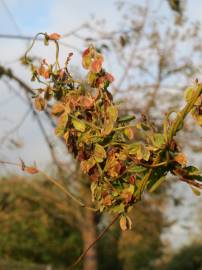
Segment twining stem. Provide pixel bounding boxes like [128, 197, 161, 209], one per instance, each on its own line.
[24, 32, 45, 60]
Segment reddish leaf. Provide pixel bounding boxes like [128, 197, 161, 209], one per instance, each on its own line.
[25, 166, 39, 174]
[174, 153, 187, 165]
[90, 56, 103, 73]
[48, 33, 61, 40]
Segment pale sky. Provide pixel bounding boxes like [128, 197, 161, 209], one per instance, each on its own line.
[1, 0, 202, 165]
[0, 0, 201, 249]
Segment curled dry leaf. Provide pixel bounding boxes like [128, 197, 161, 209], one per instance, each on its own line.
[48, 33, 61, 40]
[120, 215, 132, 231]
[25, 166, 39, 174]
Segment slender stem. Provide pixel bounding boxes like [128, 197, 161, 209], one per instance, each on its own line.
[0, 160, 97, 212]
[179, 178, 202, 189]
[39, 170, 97, 212]
[66, 213, 120, 270]
[24, 32, 45, 60]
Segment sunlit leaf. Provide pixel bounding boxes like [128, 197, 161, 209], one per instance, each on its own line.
[80, 157, 96, 173]
[124, 127, 134, 140]
[51, 102, 65, 116]
[72, 118, 86, 132]
[94, 144, 106, 163]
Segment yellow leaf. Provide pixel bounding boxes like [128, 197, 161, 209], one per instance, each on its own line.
[94, 144, 106, 163]
[124, 127, 134, 140]
[72, 118, 86, 132]
[190, 186, 201, 196]
[107, 105, 118, 122]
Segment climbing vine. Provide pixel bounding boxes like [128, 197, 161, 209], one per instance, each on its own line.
[24, 32, 202, 230]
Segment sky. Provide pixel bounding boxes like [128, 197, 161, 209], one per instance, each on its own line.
[0, 0, 202, 249]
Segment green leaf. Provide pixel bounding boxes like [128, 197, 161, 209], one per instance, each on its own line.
[128, 143, 140, 155]
[137, 144, 150, 161]
[152, 133, 165, 148]
[72, 118, 86, 132]
[149, 176, 166, 192]
[118, 115, 135, 123]
[110, 203, 125, 214]
[44, 36, 49, 46]
[128, 165, 147, 174]
[184, 166, 202, 182]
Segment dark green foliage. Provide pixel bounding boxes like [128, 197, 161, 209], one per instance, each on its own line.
[0, 178, 82, 268]
[166, 244, 202, 270]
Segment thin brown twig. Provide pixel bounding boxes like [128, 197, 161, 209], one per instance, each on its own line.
[66, 213, 120, 270]
[0, 160, 97, 212]
[38, 170, 97, 212]
[179, 178, 202, 189]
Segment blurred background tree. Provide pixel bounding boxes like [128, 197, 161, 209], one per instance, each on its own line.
[0, 0, 201, 269]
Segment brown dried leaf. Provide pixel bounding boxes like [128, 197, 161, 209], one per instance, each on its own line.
[80, 157, 96, 173]
[34, 96, 46, 111]
[51, 102, 65, 116]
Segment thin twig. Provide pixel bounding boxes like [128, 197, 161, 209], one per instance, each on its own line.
[179, 178, 202, 189]
[66, 213, 120, 270]
[0, 160, 97, 212]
